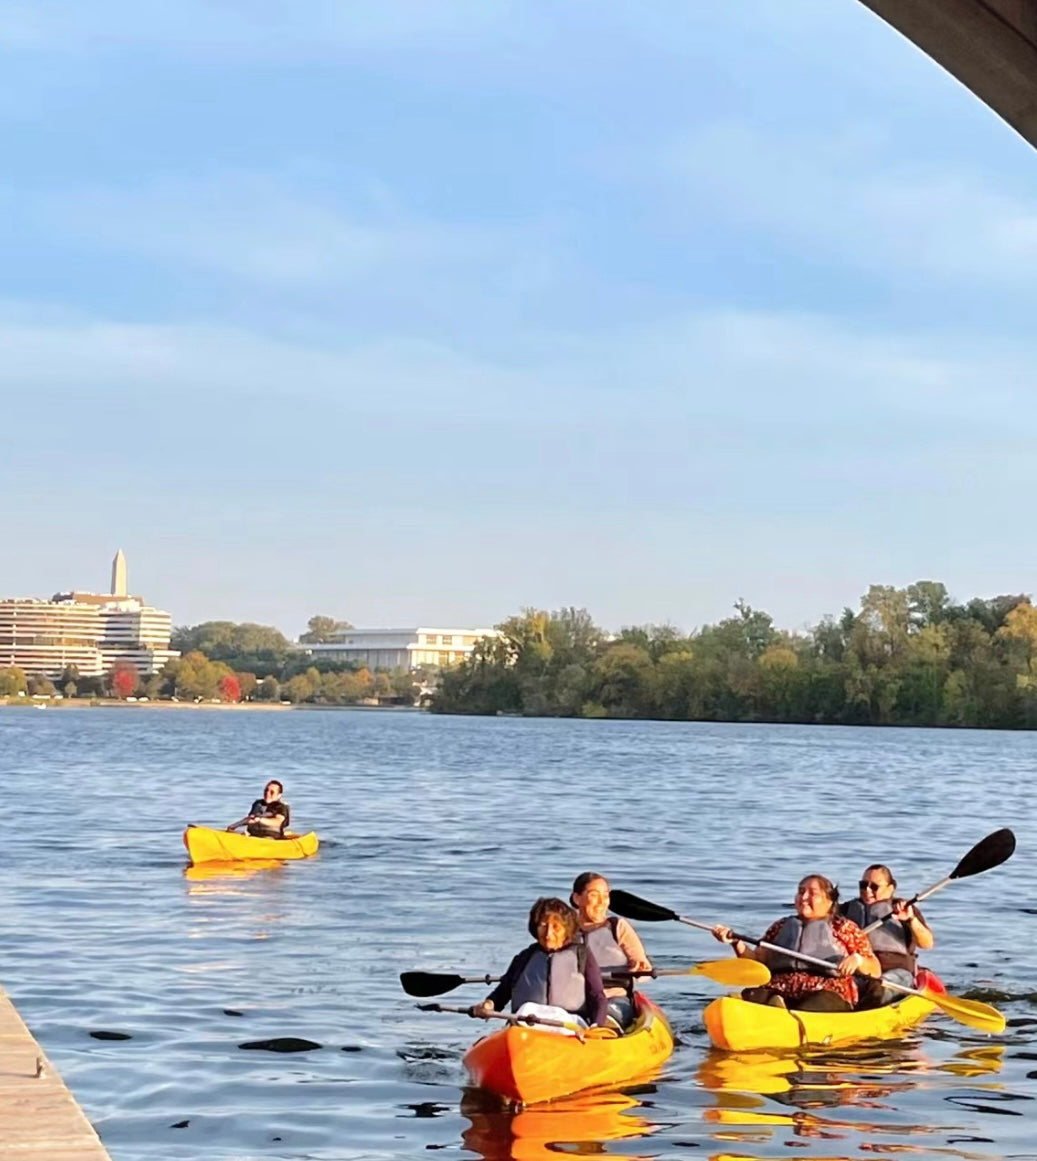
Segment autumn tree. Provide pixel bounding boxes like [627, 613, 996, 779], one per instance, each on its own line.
[0, 667, 29, 696]
[109, 663, 139, 699]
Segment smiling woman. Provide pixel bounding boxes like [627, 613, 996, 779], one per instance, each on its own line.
[713, 873, 881, 1011]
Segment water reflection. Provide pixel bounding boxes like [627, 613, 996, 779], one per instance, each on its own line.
[699, 1039, 1009, 1156]
[183, 859, 287, 884]
[460, 1089, 657, 1161]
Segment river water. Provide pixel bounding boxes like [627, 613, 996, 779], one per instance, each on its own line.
[1, 707, 1035, 1161]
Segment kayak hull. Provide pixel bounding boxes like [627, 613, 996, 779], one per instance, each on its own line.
[463, 994, 674, 1105]
[183, 825, 319, 864]
[703, 990, 935, 1052]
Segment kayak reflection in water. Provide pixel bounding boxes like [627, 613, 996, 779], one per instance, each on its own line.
[713, 874, 880, 1012]
[226, 779, 291, 838]
[470, 898, 610, 1029]
[571, 871, 651, 1030]
[842, 863, 935, 1009]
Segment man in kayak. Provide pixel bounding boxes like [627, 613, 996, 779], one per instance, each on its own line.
[842, 864, 934, 1008]
[226, 780, 291, 838]
[470, 897, 610, 1029]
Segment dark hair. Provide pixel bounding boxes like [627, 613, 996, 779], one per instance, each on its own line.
[864, 863, 896, 888]
[527, 897, 580, 943]
[265, 780, 283, 794]
[798, 873, 839, 907]
[570, 871, 608, 906]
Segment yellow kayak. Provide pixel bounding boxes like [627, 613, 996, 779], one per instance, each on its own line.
[183, 825, 319, 864]
[703, 990, 935, 1052]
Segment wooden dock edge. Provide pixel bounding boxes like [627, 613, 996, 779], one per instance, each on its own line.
[0, 985, 112, 1158]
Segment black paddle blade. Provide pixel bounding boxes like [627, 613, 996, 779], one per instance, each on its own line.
[609, 888, 679, 923]
[951, 828, 1016, 880]
[399, 971, 465, 997]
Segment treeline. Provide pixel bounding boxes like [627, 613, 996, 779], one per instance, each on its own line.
[0, 614, 416, 706]
[166, 617, 418, 704]
[431, 583, 1037, 729]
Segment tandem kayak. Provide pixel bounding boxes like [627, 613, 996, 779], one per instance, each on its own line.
[463, 994, 674, 1106]
[703, 978, 941, 1052]
[182, 825, 319, 864]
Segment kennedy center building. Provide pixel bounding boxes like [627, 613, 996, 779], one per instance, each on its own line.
[0, 551, 179, 679]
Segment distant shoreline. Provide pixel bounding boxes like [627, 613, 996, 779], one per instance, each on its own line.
[0, 699, 421, 712]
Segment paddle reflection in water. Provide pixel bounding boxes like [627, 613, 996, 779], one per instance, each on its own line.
[460, 1088, 658, 1161]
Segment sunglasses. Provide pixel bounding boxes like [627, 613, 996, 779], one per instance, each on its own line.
[859, 880, 886, 892]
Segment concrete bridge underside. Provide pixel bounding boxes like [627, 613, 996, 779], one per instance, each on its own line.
[860, 0, 1037, 150]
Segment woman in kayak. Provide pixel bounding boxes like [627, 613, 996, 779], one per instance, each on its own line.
[571, 871, 651, 1028]
[471, 897, 610, 1029]
[712, 874, 881, 1011]
[226, 780, 290, 838]
[841, 864, 934, 1007]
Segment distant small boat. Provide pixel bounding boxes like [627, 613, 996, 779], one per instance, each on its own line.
[182, 825, 319, 864]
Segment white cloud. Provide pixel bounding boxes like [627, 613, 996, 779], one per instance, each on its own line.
[39, 174, 521, 289]
[1, 301, 1033, 443]
[666, 121, 1037, 284]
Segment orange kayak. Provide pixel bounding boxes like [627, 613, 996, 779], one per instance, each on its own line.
[462, 994, 673, 1105]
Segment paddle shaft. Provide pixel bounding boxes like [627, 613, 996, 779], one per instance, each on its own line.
[720, 930, 966, 1010]
[417, 1002, 583, 1034]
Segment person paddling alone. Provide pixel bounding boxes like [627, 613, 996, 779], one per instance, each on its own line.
[841, 864, 934, 1008]
[571, 872, 651, 1029]
[471, 897, 609, 1030]
[227, 780, 290, 838]
[713, 874, 881, 1012]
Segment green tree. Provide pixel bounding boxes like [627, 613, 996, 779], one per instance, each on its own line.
[0, 667, 29, 696]
[28, 674, 57, 697]
[174, 651, 230, 700]
[299, 615, 352, 644]
[283, 673, 315, 703]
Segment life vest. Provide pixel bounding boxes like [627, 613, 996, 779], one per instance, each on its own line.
[247, 801, 290, 838]
[768, 916, 846, 975]
[842, 898, 915, 973]
[583, 918, 629, 997]
[511, 945, 588, 1014]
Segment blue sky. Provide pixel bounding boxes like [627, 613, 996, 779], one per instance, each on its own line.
[3, 1, 1037, 636]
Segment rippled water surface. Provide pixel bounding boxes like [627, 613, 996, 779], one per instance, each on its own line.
[2, 707, 1036, 1161]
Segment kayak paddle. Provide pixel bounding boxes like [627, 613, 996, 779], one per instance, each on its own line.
[606, 959, 771, 988]
[400, 971, 499, 997]
[609, 888, 1006, 1034]
[416, 1001, 590, 1038]
[859, 827, 1016, 936]
[403, 957, 769, 998]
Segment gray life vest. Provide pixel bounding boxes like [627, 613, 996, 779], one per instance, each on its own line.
[768, 917, 845, 975]
[842, 898, 915, 972]
[511, 945, 588, 1013]
[583, 918, 629, 997]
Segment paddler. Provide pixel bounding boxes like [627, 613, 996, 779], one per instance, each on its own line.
[470, 898, 610, 1029]
[226, 779, 290, 838]
[571, 871, 651, 1028]
[712, 874, 881, 1011]
[841, 864, 934, 1008]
